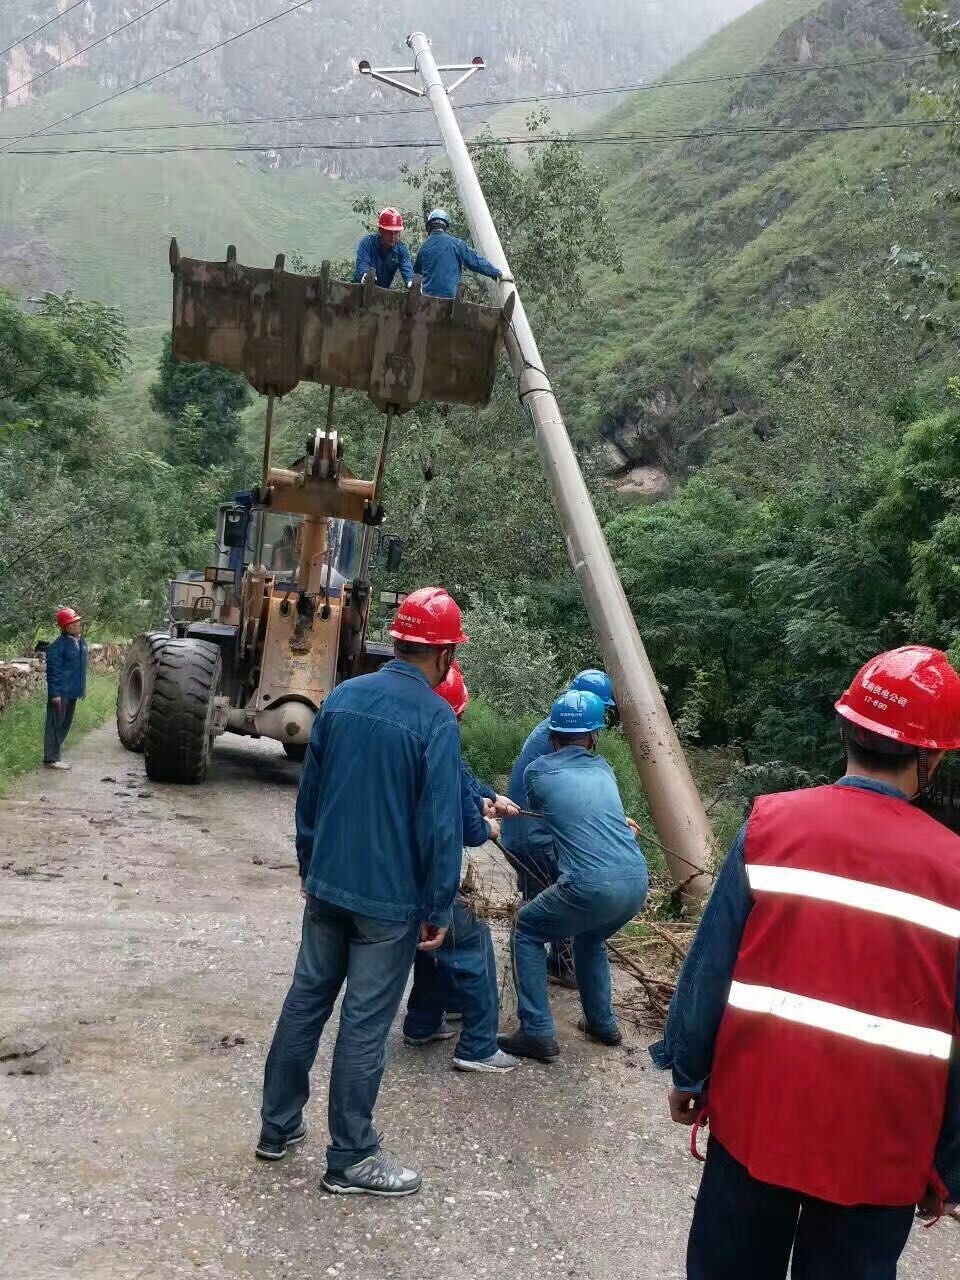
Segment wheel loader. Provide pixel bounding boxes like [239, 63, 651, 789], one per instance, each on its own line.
[117, 240, 513, 783]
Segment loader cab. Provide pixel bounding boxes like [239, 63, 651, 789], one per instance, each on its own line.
[215, 500, 397, 590]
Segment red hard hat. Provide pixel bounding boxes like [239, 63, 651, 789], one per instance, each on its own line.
[378, 207, 404, 232]
[389, 587, 468, 646]
[55, 607, 81, 628]
[435, 659, 469, 717]
[835, 645, 960, 751]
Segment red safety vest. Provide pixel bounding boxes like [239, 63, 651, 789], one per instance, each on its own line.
[709, 783, 960, 1206]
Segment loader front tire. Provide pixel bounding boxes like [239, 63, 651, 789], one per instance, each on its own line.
[144, 639, 222, 784]
[116, 631, 169, 752]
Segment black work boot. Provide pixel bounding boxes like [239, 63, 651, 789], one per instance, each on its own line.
[576, 1017, 622, 1047]
[255, 1122, 307, 1161]
[498, 1029, 560, 1063]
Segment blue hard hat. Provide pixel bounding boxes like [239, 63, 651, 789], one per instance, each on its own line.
[426, 207, 450, 228]
[570, 668, 616, 707]
[548, 690, 607, 735]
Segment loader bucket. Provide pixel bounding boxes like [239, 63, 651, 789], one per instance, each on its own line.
[169, 240, 514, 411]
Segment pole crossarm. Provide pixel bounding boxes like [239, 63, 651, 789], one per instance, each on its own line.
[359, 55, 484, 98]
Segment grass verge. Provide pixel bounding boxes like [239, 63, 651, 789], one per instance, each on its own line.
[0, 672, 117, 797]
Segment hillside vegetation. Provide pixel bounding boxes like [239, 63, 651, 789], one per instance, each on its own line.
[536, 0, 960, 797]
[550, 0, 952, 479]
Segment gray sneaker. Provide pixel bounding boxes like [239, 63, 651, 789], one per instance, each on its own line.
[403, 1018, 457, 1046]
[453, 1049, 520, 1073]
[322, 1149, 422, 1197]
[43, 760, 71, 771]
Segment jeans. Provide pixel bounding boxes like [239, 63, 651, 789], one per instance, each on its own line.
[403, 899, 499, 1061]
[512, 873, 648, 1038]
[43, 696, 76, 763]
[688, 1137, 915, 1280]
[260, 895, 420, 1171]
[501, 843, 574, 981]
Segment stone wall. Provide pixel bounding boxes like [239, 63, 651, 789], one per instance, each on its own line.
[0, 644, 126, 715]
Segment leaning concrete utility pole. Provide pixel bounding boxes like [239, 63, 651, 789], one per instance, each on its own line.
[359, 34, 714, 898]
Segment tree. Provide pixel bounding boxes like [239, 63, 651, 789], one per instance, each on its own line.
[0, 290, 127, 459]
[904, 2, 960, 148]
[401, 111, 624, 321]
[150, 335, 252, 469]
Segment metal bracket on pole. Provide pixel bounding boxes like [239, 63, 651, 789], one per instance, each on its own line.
[359, 53, 484, 98]
[356, 31, 716, 901]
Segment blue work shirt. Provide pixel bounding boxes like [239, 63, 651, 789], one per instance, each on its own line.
[353, 232, 414, 289]
[295, 660, 462, 927]
[45, 634, 87, 699]
[500, 717, 552, 861]
[413, 229, 501, 299]
[524, 746, 649, 888]
[460, 760, 492, 848]
[650, 774, 960, 1202]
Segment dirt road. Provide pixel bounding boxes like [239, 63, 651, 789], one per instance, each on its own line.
[1, 722, 957, 1279]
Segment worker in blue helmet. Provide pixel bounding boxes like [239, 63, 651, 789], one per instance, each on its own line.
[413, 208, 511, 299]
[570, 669, 620, 726]
[500, 669, 619, 986]
[498, 690, 649, 1063]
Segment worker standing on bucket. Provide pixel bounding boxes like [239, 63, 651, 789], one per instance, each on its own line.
[353, 207, 414, 289]
[499, 689, 649, 1063]
[403, 660, 520, 1074]
[256, 587, 467, 1198]
[413, 208, 508, 298]
[43, 606, 87, 771]
[654, 645, 960, 1278]
[501, 670, 619, 987]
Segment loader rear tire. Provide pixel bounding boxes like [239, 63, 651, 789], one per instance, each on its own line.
[144, 639, 222, 784]
[282, 742, 307, 763]
[116, 631, 169, 752]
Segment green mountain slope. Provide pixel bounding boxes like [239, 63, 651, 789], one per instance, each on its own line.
[0, 81, 374, 331]
[550, 0, 952, 486]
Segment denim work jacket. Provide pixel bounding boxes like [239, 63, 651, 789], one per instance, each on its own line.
[45, 634, 88, 699]
[460, 760, 494, 849]
[650, 775, 960, 1201]
[295, 661, 462, 927]
[412, 231, 501, 298]
[524, 746, 649, 888]
[352, 233, 414, 288]
[500, 717, 553, 862]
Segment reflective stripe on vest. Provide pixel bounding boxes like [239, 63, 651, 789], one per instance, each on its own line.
[746, 863, 960, 938]
[728, 980, 953, 1060]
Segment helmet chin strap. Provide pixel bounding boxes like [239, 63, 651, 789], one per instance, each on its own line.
[916, 748, 930, 797]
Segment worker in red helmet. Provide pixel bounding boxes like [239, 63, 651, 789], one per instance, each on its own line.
[43, 606, 87, 771]
[653, 645, 960, 1278]
[352, 207, 414, 290]
[258, 587, 467, 1198]
[403, 660, 520, 1074]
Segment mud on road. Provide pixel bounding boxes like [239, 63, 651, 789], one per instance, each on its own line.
[0, 723, 957, 1279]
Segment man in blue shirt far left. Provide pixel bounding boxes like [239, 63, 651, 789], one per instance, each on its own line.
[44, 605, 87, 771]
[257, 587, 467, 1199]
[352, 207, 414, 290]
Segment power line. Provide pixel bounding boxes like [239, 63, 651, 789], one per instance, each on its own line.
[0, 0, 87, 61]
[0, 0, 317, 154]
[5, 114, 959, 156]
[1, 0, 175, 105]
[0, 46, 938, 142]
